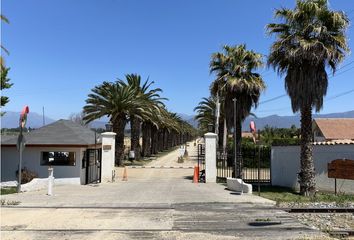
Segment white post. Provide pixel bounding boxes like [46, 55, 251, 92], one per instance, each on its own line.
[47, 167, 54, 196]
[204, 132, 217, 183]
[101, 132, 116, 182]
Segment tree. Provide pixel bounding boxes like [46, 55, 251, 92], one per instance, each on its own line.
[1, 15, 12, 115]
[210, 44, 266, 177]
[1, 66, 13, 115]
[118, 74, 165, 160]
[1, 14, 10, 68]
[68, 111, 87, 126]
[267, 0, 349, 196]
[83, 81, 151, 166]
[194, 97, 216, 132]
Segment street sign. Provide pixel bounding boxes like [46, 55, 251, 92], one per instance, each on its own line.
[328, 159, 354, 180]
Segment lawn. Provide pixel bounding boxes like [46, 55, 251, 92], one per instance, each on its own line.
[255, 186, 354, 204]
[1, 187, 17, 195]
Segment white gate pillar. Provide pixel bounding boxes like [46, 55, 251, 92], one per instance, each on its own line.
[101, 132, 116, 182]
[204, 132, 217, 183]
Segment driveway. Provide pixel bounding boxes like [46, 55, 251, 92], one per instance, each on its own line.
[1, 142, 324, 239]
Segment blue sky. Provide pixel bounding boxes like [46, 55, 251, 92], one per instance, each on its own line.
[2, 0, 354, 120]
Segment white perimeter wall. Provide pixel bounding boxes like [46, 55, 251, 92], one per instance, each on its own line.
[1, 147, 85, 184]
[271, 145, 354, 193]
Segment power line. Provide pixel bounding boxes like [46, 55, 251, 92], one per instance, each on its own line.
[331, 65, 354, 78]
[325, 88, 354, 101]
[259, 94, 287, 105]
[258, 62, 354, 105]
[254, 88, 354, 113]
[334, 60, 354, 73]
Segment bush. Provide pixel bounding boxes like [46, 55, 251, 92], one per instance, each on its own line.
[271, 138, 301, 146]
[15, 167, 38, 184]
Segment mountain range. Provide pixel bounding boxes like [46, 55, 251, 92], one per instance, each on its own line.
[1, 110, 353, 130]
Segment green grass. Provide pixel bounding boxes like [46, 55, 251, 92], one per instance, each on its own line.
[255, 186, 354, 204]
[1, 187, 17, 195]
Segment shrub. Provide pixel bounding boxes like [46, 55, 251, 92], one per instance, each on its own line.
[15, 167, 38, 184]
[271, 138, 301, 146]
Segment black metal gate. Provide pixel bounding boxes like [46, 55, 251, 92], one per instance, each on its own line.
[85, 148, 102, 184]
[242, 145, 271, 184]
[197, 144, 205, 182]
[216, 149, 233, 181]
[216, 146, 271, 184]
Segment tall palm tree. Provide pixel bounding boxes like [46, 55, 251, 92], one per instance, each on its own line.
[267, 0, 349, 196]
[118, 74, 165, 160]
[210, 44, 265, 177]
[83, 81, 151, 166]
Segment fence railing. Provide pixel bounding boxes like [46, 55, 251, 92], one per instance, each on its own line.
[197, 144, 205, 182]
[216, 145, 271, 184]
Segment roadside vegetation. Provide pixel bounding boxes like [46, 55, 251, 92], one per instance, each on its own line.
[256, 186, 354, 205]
[0, 187, 17, 195]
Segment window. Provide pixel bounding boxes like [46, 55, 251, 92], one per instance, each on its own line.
[41, 152, 76, 166]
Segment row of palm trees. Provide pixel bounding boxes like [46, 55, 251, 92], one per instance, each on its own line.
[195, 0, 349, 196]
[83, 74, 196, 166]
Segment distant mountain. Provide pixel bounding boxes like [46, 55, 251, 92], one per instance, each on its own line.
[178, 113, 198, 128]
[242, 110, 354, 130]
[1, 111, 55, 128]
[2, 110, 353, 130]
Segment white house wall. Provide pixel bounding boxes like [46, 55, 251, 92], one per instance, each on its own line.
[1, 146, 83, 184]
[271, 145, 354, 193]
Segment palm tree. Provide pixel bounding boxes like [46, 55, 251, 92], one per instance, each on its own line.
[194, 96, 226, 148]
[1, 14, 12, 115]
[267, 0, 349, 196]
[194, 97, 216, 133]
[83, 81, 151, 166]
[1, 15, 10, 68]
[210, 44, 265, 177]
[118, 74, 165, 160]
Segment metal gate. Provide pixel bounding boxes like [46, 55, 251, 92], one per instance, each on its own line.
[85, 148, 102, 184]
[216, 146, 271, 184]
[242, 145, 271, 184]
[197, 144, 205, 182]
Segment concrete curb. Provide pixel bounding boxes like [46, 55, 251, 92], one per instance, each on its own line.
[128, 166, 194, 169]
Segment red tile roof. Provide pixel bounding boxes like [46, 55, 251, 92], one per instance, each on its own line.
[313, 118, 354, 140]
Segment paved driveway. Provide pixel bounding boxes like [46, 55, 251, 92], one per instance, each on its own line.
[1, 143, 324, 239]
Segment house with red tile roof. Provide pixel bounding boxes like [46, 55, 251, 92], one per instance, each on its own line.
[312, 118, 354, 142]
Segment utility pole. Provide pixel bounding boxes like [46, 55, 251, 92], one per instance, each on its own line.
[215, 92, 220, 142]
[233, 98, 237, 178]
[42, 106, 45, 126]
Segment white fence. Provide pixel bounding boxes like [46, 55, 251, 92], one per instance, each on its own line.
[271, 144, 354, 194]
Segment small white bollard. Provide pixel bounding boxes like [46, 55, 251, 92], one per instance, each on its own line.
[112, 170, 116, 182]
[47, 167, 54, 196]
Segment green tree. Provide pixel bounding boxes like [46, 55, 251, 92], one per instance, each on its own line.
[1, 15, 10, 68]
[1, 66, 13, 115]
[1, 15, 12, 115]
[83, 81, 151, 166]
[267, 0, 349, 196]
[118, 74, 165, 160]
[210, 44, 266, 177]
[194, 97, 216, 133]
